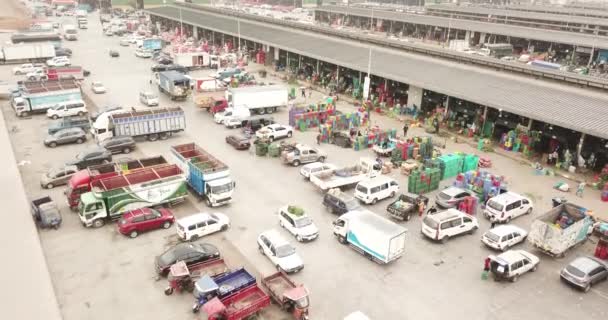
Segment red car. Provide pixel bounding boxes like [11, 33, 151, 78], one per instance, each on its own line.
[117, 208, 175, 238]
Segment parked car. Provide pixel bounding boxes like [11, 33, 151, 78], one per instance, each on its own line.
[323, 189, 360, 215]
[40, 165, 78, 189]
[119, 38, 130, 46]
[91, 81, 106, 94]
[55, 47, 72, 57]
[225, 134, 251, 150]
[435, 187, 473, 209]
[46, 56, 71, 67]
[484, 192, 533, 223]
[104, 29, 113, 36]
[175, 212, 231, 241]
[109, 50, 119, 57]
[488, 250, 540, 282]
[155, 243, 221, 276]
[481, 225, 528, 251]
[242, 118, 274, 133]
[43, 127, 87, 148]
[256, 123, 293, 142]
[46, 100, 87, 119]
[299, 162, 336, 179]
[257, 230, 304, 273]
[99, 135, 135, 154]
[138, 91, 158, 106]
[135, 48, 152, 58]
[13, 63, 41, 75]
[281, 144, 326, 166]
[560, 256, 608, 292]
[421, 208, 479, 243]
[278, 206, 319, 242]
[117, 208, 175, 238]
[66, 146, 112, 169]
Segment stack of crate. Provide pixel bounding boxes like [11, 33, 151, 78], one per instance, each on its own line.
[407, 167, 441, 194]
[438, 154, 464, 180]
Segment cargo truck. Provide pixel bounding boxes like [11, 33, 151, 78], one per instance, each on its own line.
[527, 202, 594, 257]
[0, 43, 55, 64]
[142, 38, 162, 51]
[11, 32, 61, 44]
[171, 143, 235, 207]
[173, 52, 218, 69]
[158, 70, 190, 101]
[91, 106, 186, 142]
[192, 267, 256, 313]
[226, 85, 288, 115]
[66, 156, 168, 210]
[332, 209, 407, 264]
[12, 79, 82, 117]
[309, 158, 380, 191]
[27, 66, 85, 81]
[78, 164, 187, 228]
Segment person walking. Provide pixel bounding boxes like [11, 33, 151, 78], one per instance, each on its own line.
[490, 218, 497, 230]
[403, 122, 409, 138]
[482, 257, 491, 280]
[316, 133, 321, 145]
[418, 199, 426, 217]
[433, 117, 440, 133]
[301, 87, 306, 98]
[576, 181, 586, 197]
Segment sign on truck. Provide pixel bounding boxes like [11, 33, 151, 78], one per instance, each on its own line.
[333, 209, 407, 264]
[91, 107, 186, 141]
[171, 143, 235, 207]
[142, 38, 162, 51]
[78, 164, 187, 228]
[527, 202, 594, 257]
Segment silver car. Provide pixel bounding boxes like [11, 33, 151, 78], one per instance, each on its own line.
[435, 187, 472, 209]
[560, 256, 608, 292]
[40, 165, 78, 189]
[44, 127, 87, 148]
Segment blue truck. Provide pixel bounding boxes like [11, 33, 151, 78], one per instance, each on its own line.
[12, 80, 82, 117]
[171, 143, 235, 207]
[191, 267, 256, 313]
[142, 38, 162, 51]
[158, 70, 190, 101]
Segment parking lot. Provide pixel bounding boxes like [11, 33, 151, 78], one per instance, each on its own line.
[3, 10, 608, 320]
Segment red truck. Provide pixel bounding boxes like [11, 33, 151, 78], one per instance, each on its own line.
[65, 156, 167, 210]
[202, 285, 270, 320]
[47, 66, 85, 81]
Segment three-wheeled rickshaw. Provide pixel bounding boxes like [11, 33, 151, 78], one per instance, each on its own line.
[202, 285, 270, 320]
[31, 196, 62, 229]
[386, 192, 429, 221]
[191, 267, 256, 313]
[261, 271, 310, 320]
[164, 259, 229, 295]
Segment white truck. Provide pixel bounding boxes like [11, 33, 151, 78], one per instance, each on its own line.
[1, 44, 55, 64]
[62, 24, 77, 41]
[173, 52, 218, 69]
[91, 107, 186, 142]
[527, 202, 594, 257]
[309, 158, 380, 191]
[333, 209, 407, 264]
[226, 85, 288, 115]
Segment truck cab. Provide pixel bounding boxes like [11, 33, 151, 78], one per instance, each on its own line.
[204, 177, 235, 207]
[78, 192, 106, 227]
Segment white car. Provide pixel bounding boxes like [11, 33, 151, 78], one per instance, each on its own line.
[13, 63, 41, 75]
[135, 48, 152, 58]
[488, 250, 540, 282]
[175, 212, 230, 241]
[139, 91, 159, 106]
[46, 100, 87, 119]
[255, 123, 293, 142]
[104, 29, 113, 36]
[481, 225, 528, 251]
[46, 57, 71, 67]
[26, 69, 47, 81]
[119, 38, 130, 46]
[91, 82, 106, 94]
[484, 192, 533, 223]
[299, 162, 336, 179]
[258, 230, 304, 273]
[278, 206, 319, 242]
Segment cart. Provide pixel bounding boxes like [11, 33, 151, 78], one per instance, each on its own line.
[261, 271, 309, 320]
[192, 268, 256, 313]
[386, 193, 429, 221]
[202, 285, 270, 320]
[164, 259, 229, 295]
[372, 144, 395, 157]
[31, 196, 62, 229]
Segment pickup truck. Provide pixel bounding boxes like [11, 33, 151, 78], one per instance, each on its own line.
[281, 144, 327, 166]
[386, 193, 428, 221]
[310, 158, 380, 191]
[31, 196, 62, 229]
[48, 116, 90, 135]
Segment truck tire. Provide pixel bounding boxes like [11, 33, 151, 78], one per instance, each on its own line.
[148, 134, 159, 141]
[338, 235, 347, 244]
[258, 108, 266, 115]
[46, 183, 54, 189]
[292, 160, 301, 167]
[287, 131, 293, 138]
[52, 115, 59, 120]
[78, 111, 84, 116]
[20, 111, 28, 117]
[92, 219, 105, 228]
[265, 107, 273, 114]
[159, 133, 169, 140]
[122, 147, 131, 154]
[268, 136, 274, 142]
[205, 198, 212, 207]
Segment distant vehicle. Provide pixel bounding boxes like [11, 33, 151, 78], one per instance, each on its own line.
[281, 144, 326, 167]
[560, 256, 608, 292]
[481, 225, 528, 251]
[66, 146, 113, 170]
[31, 196, 62, 229]
[488, 250, 540, 282]
[256, 123, 293, 142]
[175, 212, 231, 241]
[91, 81, 106, 94]
[119, 39, 130, 46]
[354, 176, 399, 205]
[277, 205, 319, 242]
[46, 56, 71, 67]
[299, 162, 336, 179]
[225, 134, 251, 150]
[434, 186, 472, 209]
[135, 48, 152, 58]
[91, 107, 185, 141]
[104, 29, 113, 36]
[117, 208, 175, 238]
[99, 135, 135, 154]
[13, 63, 42, 75]
[54, 47, 72, 57]
[158, 70, 190, 100]
[484, 192, 533, 223]
[62, 24, 77, 40]
[109, 50, 119, 57]
[139, 91, 159, 106]
[155, 243, 221, 276]
[46, 100, 87, 119]
[40, 165, 78, 189]
[257, 230, 304, 273]
[2, 44, 55, 65]
[43, 127, 87, 148]
[421, 208, 479, 243]
[48, 116, 90, 135]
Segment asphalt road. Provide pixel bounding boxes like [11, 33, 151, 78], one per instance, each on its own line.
[2, 10, 608, 320]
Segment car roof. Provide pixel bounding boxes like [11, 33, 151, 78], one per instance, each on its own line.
[357, 175, 396, 187]
[489, 192, 527, 204]
[428, 208, 467, 222]
[496, 250, 535, 263]
[123, 208, 151, 219]
[261, 229, 290, 246]
[570, 256, 603, 273]
[280, 206, 309, 219]
[440, 186, 467, 196]
[487, 225, 525, 237]
[56, 127, 84, 134]
[177, 212, 215, 225]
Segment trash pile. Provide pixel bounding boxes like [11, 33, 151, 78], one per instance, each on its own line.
[453, 170, 507, 202]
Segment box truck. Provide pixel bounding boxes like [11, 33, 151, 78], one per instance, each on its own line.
[0, 43, 55, 64]
[332, 209, 407, 264]
[226, 85, 288, 115]
[12, 79, 82, 117]
[158, 70, 190, 101]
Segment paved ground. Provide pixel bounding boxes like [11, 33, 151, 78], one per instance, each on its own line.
[2, 9, 608, 320]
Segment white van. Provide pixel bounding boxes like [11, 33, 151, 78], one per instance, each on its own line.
[354, 176, 399, 204]
[176, 212, 230, 241]
[213, 107, 250, 125]
[484, 192, 533, 223]
[421, 208, 479, 243]
[46, 100, 87, 119]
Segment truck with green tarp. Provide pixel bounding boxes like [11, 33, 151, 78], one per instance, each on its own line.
[78, 164, 187, 228]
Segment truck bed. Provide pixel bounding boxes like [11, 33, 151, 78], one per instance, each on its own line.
[189, 258, 229, 279]
[262, 272, 296, 297]
[222, 285, 270, 317]
[214, 268, 256, 296]
[310, 165, 368, 190]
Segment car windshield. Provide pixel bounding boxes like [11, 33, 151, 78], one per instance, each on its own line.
[566, 265, 587, 278]
[485, 231, 500, 242]
[356, 185, 368, 193]
[276, 244, 295, 258]
[438, 192, 451, 200]
[423, 216, 438, 229]
[295, 296, 309, 308]
[488, 200, 504, 211]
[159, 244, 193, 265]
[344, 199, 360, 210]
[294, 216, 313, 228]
[47, 168, 61, 177]
[145, 94, 156, 99]
[211, 183, 232, 194]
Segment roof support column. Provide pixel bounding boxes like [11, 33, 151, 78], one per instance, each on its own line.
[407, 85, 422, 110]
[193, 27, 198, 40]
[317, 60, 320, 74]
[444, 96, 451, 116]
[482, 106, 489, 137]
[577, 134, 586, 165]
[527, 119, 533, 130]
[588, 47, 595, 67]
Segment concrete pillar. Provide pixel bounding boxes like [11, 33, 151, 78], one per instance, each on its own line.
[482, 106, 489, 135]
[480, 32, 486, 44]
[527, 119, 533, 130]
[588, 47, 595, 67]
[316, 60, 320, 74]
[406, 85, 423, 109]
[286, 52, 290, 69]
[577, 133, 586, 164]
[298, 55, 302, 69]
[221, 33, 225, 45]
[465, 30, 471, 44]
[193, 27, 198, 40]
[336, 67, 340, 81]
[212, 31, 215, 45]
[359, 71, 362, 83]
[444, 96, 450, 115]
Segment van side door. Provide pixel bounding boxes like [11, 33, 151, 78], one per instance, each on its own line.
[450, 217, 464, 236]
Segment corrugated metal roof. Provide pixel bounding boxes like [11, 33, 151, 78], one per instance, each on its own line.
[316, 5, 608, 49]
[147, 6, 608, 139]
[505, 4, 608, 18]
[426, 4, 608, 27]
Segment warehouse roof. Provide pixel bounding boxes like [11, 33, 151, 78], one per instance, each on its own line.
[426, 4, 608, 28]
[315, 5, 608, 49]
[504, 4, 608, 18]
[148, 6, 608, 139]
